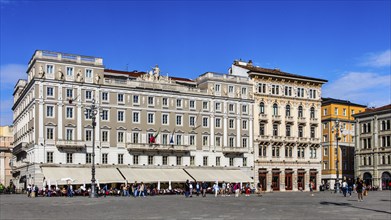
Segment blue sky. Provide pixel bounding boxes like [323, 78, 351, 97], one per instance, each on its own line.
[1, 0, 390, 125]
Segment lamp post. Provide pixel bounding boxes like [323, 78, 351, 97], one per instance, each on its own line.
[84, 98, 99, 198]
[332, 119, 342, 193]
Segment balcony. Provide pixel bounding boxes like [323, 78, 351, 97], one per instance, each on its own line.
[222, 147, 249, 154]
[285, 116, 294, 123]
[310, 118, 318, 124]
[272, 136, 283, 142]
[297, 137, 308, 143]
[257, 135, 271, 142]
[127, 143, 196, 153]
[272, 115, 281, 122]
[285, 136, 296, 142]
[259, 114, 268, 122]
[310, 137, 320, 143]
[56, 140, 86, 151]
[298, 117, 306, 124]
[12, 142, 28, 155]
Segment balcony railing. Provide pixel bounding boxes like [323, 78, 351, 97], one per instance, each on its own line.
[222, 147, 249, 153]
[12, 142, 28, 154]
[127, 143, 196, 152]
[310, 118, 318, 124]
[297, 137, 308, 142]
[259, 114, 268, 121]
[272, 115, 281, 122]
[56, 140, 86, 149]
[298, 117, 306, 124]
[285, 116, 294, 123]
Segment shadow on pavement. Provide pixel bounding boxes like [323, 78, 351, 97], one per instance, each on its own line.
[319, 201, 391, 215]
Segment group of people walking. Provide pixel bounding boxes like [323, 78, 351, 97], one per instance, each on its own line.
[184, 180, 254, 198]
[339, 177, 367, 202]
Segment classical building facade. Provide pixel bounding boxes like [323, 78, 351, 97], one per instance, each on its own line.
[354, 104, 391, 190]
[230, 60, 327, 191]
[0, 126, 13, 187]
[11, 50, 254, 189]
[321, 98, 366, 189]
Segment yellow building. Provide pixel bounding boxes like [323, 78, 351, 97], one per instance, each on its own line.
[321, 98, 366, 189]
[0, 126, 13, 187]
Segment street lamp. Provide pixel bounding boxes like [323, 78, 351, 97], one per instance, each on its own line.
[84, 98, 99, 198]
[332, 119, 343, 193]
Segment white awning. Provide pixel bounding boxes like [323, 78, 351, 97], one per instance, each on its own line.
[118, 168, 191, 183]
[41, 167, 124, 185]
[184, 169, 252, 183]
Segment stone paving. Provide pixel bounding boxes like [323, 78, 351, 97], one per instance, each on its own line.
[0, 191, 390, 220]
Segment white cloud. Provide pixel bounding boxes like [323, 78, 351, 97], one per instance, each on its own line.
[361, 49, 391, 67]
[323, 71, 391, 108]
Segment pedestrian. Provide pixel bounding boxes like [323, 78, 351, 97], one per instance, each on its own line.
[257, 182, 262, 197]
[342, 180, 348, 197]
[139, 182, 145, 197]
[347, 178, 353, 197]
[356, 178, 364, 202]
[234, 183, 240, 197]
[103, 184, 108, 197]
[196, 182, 200, 196]
[221, 182, 226, 197]
[202, 181, 208, 197]
[213, 182, 219, 197]
[245, 182, 251, 196]
[309, 181, 314, 196]
[184, 180, 190, 197]
[226, 182, 231, 196]
[189, 181, 193, 197]
[133, 182, 138, 197]
[27, 184, 31, 197]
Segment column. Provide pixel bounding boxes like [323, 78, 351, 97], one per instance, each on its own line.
[77, 86, 82, 141]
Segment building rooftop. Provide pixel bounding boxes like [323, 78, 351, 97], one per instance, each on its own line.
[321, 97, 367, 107]
[104, 69, 195, 82]
[234, 61, 328, 83]
[354, 104, 391, 117]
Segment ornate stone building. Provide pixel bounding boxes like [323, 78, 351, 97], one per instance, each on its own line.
[354, 104, 391, 190]
[11, 50, 254, 189]
[230, 60, 327, 191]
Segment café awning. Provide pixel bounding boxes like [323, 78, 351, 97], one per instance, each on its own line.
[118, 168, 191, 183]
[184, 169, 252, 183]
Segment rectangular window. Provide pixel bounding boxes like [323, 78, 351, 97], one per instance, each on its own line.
[176, 99, 182, 108]
[229, 137, 234, 147]
[176, 134, 182, 145]
[298, 126, 303, 138]
[259, 124, 265, 136]
[202, 136, 209, 146]
[242, 120, 248, 130]
[242, 138, 248, 148]
[85, 90, 92, 100]
[46, 152, 53, 163]
[85, 69, 92, 78]
[176, 156, 182, 165]
[66, 89, 73, 99]
[133, 95, 139, 104]
[118, 94, 124, 103]
[148, 97, 154, 105]
[323, 108, 327, 116]
[273, 124, 278, 136]
[147, 113, 154, 124]
[162, 134, 168, 145]
[162, 114, 169, 125]
[229, 104, 235, 113]
[46, 128, 54, 140]
[189, 135, 195, 146]
[176, 115, 183, 126]
[102, 92, 108, 101]
[66, 67, 74, 76]
[133, 155, 139, 165]
[203, 156, 208, 166]
[285, 86, 292, 96]
[258, 83, 266, 93]
[47, 87, 54, 97]
[85, 130, 92, 141]
[243, 157, 247, 167]
[343, 108, 346, 116]
[118, 154, 124, 164]
[229, 158, 234, 166]
[148, 155, 154, 165]
[163, 156, 168, 165]
[86, 153, 92, 164]
[102, 153, 108, 164]
[202, 117, 209, 127]
[189, 100, 195, 109]
[271, 85, 279, 95]
[215, 84, 221, 92]
[85, 109, 92, 120]
[215, 136, 221, 147]
[216, 156, 221, 166]
[334, 107, 338, 115]
[241, 87, 247, 95]
[189, 116, 195, 127]
[46, 65, 54, 74]
[102, 131, 108, 142]
[117, 110, 125, 122]
[242, 105, 248, 114]
[66, 129, 73, 141]
[66, 153, 73, 164]
[229, 119, 235, 129]
[162, 97, 168, 106]
[66, 107, 73, 119]
[190, 156, 195, 166]
[297, 88, 304, 97]
[215, 102, 221, 111]
[133, 112, 140, 123]
[132, 133, 139, 144]
[310, 126, 316, 138]
[228, 86, 234, 94]
[215, 118, 221, 128]
[102, 110, 109, 121]
[67, 153, 73, 163]
[286, 125, 291, 137]
[118, 131, 124, 143]
[202, 101, 209, 110]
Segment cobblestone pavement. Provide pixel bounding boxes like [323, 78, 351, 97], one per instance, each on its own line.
[1, 191, 390, 220]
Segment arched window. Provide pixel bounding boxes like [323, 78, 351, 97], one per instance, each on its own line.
[273, 103, 278, 116]
[310, 107, 315, 119]
[260, 102, 265, 114]
[298, 106, 303, 117]
[286, 105, 291, 117]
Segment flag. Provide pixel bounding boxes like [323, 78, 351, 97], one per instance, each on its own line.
[149, 128, 160, 144]
[169, 129, 176, 145]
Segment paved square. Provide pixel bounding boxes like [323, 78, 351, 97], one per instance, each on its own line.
[1, 191, 390, 220]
